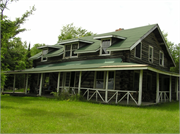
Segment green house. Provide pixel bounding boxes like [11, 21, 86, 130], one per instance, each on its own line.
[3, 24, 179, 106]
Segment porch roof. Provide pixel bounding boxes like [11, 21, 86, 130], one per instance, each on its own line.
[4, 58, 179, 77]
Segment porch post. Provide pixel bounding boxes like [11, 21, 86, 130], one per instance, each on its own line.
[39, 73, 43, 96]
[156, 73, 159, 103]
[13, 74, 16, 93]
[176, 77, 179, 101]
[57, 72, 61, 94]
[25, 74, 28, 94]
[138, 70, 143, 106]
[169, 76, 171, 102]
[105, 71, 109, 103]
[78, 71, 82, 95]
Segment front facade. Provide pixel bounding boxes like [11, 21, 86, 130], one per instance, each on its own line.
[3, 24, 179, 106]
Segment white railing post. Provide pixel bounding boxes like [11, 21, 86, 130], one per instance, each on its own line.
[78, 71, 82, 95]
[13, 74, 16, 93]
[25, 74, 28, 94]
[105, 71, 109, 103]
[176, 77, 179, 101]
[156, 73, 159, 103]
[127, 92, 129, 104]
[169, 76, 171, 102]
[39, 73, 43, 96]
[138, 70, 143, 106]
[115, 91, 118, 104]
[57, 72, 61, 94]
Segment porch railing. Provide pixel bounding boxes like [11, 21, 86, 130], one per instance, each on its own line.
[67, 87, 138, 105]
[158, 91, 169, 102]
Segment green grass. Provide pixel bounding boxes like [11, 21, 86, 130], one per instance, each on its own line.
[1, 95, 179, 133]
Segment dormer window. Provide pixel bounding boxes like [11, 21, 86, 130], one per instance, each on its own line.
[148, 46, 153, 63]
[41, 49, 48, 62]
[134, 42, 142, 59]
[159, 51, 164, 66]
[64, 43, 78, 58]
[100, 38, 111, 56]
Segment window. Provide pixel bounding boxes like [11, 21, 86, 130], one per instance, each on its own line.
[159, 51, 164, 66]
[148, 46, 153, 63]
[64, 43, 78, 58]
[41, 49, 48, 62]
[134, 43, 142, 58]
[100, 39, 111, 55]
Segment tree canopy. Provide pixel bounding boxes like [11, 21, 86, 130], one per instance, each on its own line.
[57, 23, 96, 42]
[1, 0, 36, 87]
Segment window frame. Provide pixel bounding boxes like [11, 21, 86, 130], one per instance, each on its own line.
[41, 49, 48, 62]
[64, 43, 79, 59]
[134, 42, 142, 59]
[100, 38, 112, 56]
[159, 50, 164, 66]
[148, 45, 153, 63]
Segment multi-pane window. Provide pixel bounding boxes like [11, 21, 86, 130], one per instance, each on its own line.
[159, 51, 164, 66]
[134, 43, 141, 58]
[100, 39, 111, 55]
[148, 46, 153, 63]
[65, 43, 78, 58]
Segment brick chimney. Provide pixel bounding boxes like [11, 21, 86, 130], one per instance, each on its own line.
[115, 28, 124, 31]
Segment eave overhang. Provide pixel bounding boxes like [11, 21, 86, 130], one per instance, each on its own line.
[37, 45, 62, 49]
[58, 39, 94, 45]
[93, 35, 126, 40]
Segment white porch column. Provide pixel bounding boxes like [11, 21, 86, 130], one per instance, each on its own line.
[156, 73, 159, 103]
[176, 77, 179, 101]
[13, 74, 16, 93]
[138, 70, 143, 106]
[57, 72, 61, 94]
[39, 73, 43, 96]
[25, 74, 28, 94]
[105, 71, 109, 103]
[78, 71, 82, 95]
[169, 76, 172, 102]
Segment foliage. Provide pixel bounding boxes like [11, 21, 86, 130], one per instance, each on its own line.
[1, 0, 35, 87]
[50, 90, 83, 101]
[162, 31, 179, 73]
[1, 96, 179, 133]
[30, 43, 45, 56]
[58, 23, 96, 42]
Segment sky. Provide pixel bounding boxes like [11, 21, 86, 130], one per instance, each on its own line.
[4, 0, 180, 47]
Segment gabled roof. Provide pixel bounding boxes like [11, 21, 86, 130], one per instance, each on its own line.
[28, 24, 175, 67]
[37, 44, 62, 49]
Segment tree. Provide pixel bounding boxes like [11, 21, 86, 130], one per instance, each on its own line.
[162, 31, 179, 73]
[1, 0, 36, 88]
[25, 43, 32, 69]
[58, 23, 96, 42]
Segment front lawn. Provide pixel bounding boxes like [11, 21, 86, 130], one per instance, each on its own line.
[1, 95, 179, 133]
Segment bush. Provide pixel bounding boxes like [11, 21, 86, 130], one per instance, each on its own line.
[50, 90, 84, 101]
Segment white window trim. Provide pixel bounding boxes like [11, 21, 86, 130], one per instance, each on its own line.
[99, 38, 112, 56]
[148, 45, 153, 63]
[41, 56, 48, 62]
[41, 49, 48, 62]
[63, 43, 79, 59]
[134, 42, 142, 59]
[159, 51, 164, 66]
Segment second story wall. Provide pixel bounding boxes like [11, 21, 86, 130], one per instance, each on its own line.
[129, 31, 171, 71]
